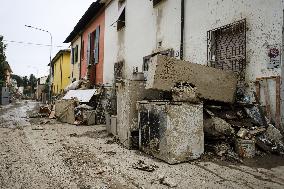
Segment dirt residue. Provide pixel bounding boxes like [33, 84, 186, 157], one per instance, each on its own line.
[1, 101, 284, 189]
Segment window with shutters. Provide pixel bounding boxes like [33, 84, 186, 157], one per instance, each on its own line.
[153, 0, 165, 7]
[207, 19, 246, 85]
[75, 45, 78, 63]
[117, 0, 126, 31]
[71, 48, 75, 64]
[81, 40, 84, 60]
[87, 34, 91, 65]
[94, 26, 100, 64]
[87, 26, 100, 66]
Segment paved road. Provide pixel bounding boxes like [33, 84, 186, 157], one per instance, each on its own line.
[0, 101, 284, 189]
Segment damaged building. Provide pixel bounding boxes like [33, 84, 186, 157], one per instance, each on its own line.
[61, 0, 284, 163]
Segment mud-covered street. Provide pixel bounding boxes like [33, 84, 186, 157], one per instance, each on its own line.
[0, 101, 284, 189]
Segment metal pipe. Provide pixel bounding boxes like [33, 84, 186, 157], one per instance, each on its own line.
[180, 0, 185, 60]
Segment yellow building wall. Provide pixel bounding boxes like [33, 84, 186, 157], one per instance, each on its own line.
[52, 52, 71, 94]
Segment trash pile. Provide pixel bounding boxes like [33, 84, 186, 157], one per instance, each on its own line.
[203, 102, 284, 161]
[32, 79, 109, 126]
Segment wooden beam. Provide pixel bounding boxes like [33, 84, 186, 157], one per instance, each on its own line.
[255, 80, 260, 101]
[275, 76, 281, 129]
[263, 79, 271, 122]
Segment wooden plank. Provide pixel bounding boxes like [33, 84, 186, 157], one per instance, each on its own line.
[256, 76, 279, 80]
[263, 79, 271, 122]
[275, 76, 281, 129]
[255, 80, 260, 101]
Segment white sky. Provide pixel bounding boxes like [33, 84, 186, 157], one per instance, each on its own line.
[0, 0, 95, 78]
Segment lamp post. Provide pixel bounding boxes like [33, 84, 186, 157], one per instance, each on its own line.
[25, 25, 53, 103]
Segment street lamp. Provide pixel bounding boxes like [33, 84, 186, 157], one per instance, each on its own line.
[25, 25, 53, 103]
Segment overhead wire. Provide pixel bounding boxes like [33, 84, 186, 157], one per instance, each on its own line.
[3, 39, 66, 48]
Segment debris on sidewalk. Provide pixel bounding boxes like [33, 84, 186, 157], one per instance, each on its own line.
[204, 116, 235, 138]
[132, 160, 158, 172]
[158, 175, 178, 188]
[235, 139, 256, 158]
[39, 105, 51, 115]
[32, 126, 44, 130]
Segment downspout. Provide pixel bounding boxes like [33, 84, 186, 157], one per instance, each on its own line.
[79, 34, 82, 79]
[180, 0, 185, 60]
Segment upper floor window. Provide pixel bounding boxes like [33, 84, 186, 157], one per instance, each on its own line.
[153, 0, 165, 7]
[117, 0, 126, 31]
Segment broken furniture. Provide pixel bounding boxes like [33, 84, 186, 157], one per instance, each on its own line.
[55, 99, 78, 124]
[116, 79, 160, 148]
[255, 76, 281, 129]
[146, 55, 238, 103]
[137, 101, 204, 164]
[59, 89, 98, 125]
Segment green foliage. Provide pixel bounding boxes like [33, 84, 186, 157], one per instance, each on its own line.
[0, 35, 7, 85]
[29, 74, 37, 90]
[23, 76, 28, 88]
[11, 74, 24, 87]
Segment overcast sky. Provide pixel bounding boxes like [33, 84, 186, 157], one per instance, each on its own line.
[0, 0, 95, 78]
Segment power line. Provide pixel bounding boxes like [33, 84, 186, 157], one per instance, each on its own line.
[3, 40, 66, 48]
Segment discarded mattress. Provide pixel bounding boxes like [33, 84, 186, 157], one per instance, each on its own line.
[63, 89, 98, 103]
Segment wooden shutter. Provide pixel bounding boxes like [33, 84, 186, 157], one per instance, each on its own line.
[71, 48, 74, 64]
[87, 33, 91, 65]
[94, 26, 100, 64]
[75, 45, 78, 62]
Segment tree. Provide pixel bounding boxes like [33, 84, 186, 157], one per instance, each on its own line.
[29, 74, 37, 91]
[0, 35, 7, 86]
[23, 76, 28, 88]
[11, 74, 24, 87]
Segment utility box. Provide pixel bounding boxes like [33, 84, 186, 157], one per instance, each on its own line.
[137, 101, 204, 164]
[1, 87, 10, 105]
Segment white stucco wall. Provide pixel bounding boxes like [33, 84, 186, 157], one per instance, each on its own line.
[104, 0, 284, 127]
[104, 0, 181, 85]
[71, 36, 81, 82]
[184, 0, 283, 127]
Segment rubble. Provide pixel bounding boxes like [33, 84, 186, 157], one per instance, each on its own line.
[236, 128, 249, 139]
[132, 160, 158, 172]
[235, 139, 256, 158]
[158, 175, 178, 188]
[171, 82, 199, 102]
[204, 117, 235, 138]
[265, 124, 283, 143]
[146, 55, 238, 103]
[39, 105, 51, 115]
[244, 106, 266, 126]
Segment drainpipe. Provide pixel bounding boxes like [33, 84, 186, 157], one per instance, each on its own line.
[180, 0, 185, 60]
[79, 34, 82, 80]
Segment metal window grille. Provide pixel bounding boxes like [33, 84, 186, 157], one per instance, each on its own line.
[207, 19, 246, 85]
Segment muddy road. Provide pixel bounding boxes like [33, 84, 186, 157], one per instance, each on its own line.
[0, 101, 284, 189]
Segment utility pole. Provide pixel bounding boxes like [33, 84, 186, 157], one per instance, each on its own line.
[25, 25, 53, 103]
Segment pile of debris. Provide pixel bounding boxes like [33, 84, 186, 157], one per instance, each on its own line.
[204, 102, 284, 161]
[54, 89, 99, 125]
